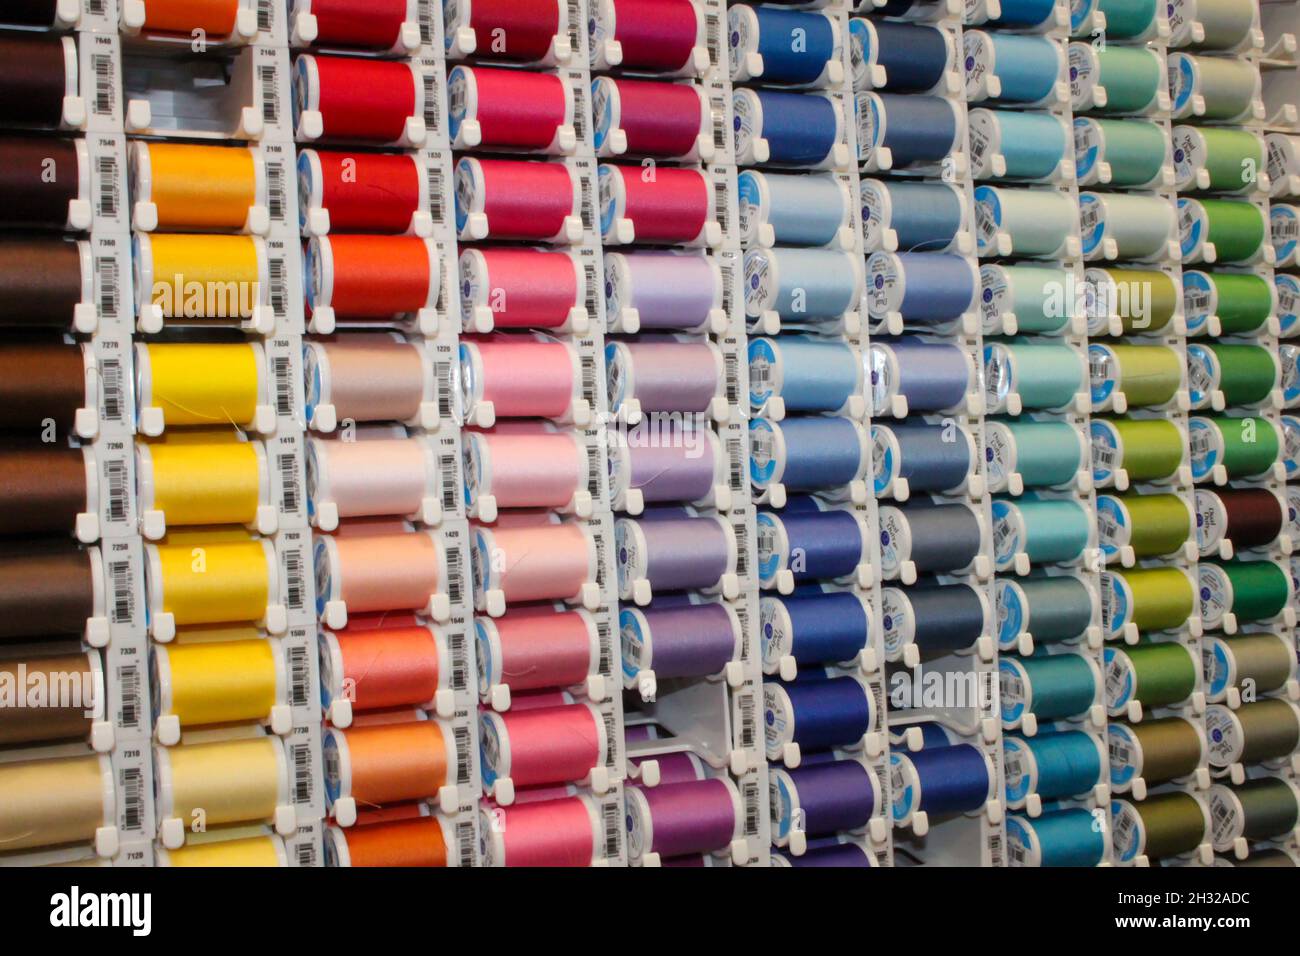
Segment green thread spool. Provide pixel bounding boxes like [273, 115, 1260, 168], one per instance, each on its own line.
[1169, 53, 1258, 123]
[1104, 640, 1197, 714]
[1189, 415, 1280, 482]
[1210, 777, 1300, 850]
[993, 496, 1091, 569]
[980, 264, 1073, 335]
[1183, 270, 1273, 336]
[1076, 0, 1159, 41]
[1085, 267, 1177, 336]
[1089, 343, 1181, 410]
[1199, 558, 1291, 628]
[1102, 565, 1194, 637]
[1074, 118, 1167, 189]
[1172, 127, 1265, 194]
[1096, 492, 1192, 560]
[1204, 632, 1295, 703]
[1112, 792, 1209, 862]
[1169, 0, 1256, 51]
[1070, 44, 1161, 114]
[986, 339, 1084, 412]
[1090, 417, 1184, 484]
[1206, 698, 1300, 767]
[1179, 198, 1267, 264]
[985, 418, 1084, 491]
[1001, 652, 1099, 724]
[1186, 343, 1278, 410]
[1108, 716, 1205, 788]
[1081, 191, 1177, 261]
[996, 574, 1095, 650]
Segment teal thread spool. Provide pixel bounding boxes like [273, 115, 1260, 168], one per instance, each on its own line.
[1070, 43, 1162, 115]
[1000, 651, 1100, 726]
[1008, 808, 1107, 867]
[996, 574, 1095, 651]
[993, 495, 1091, 569]
[1072, 0, 1160, 42]
[984, 339, 1085, 413]
[1074, 117, 1168, 188]
[983, 418, 1085, 492]
[1003, 730, 1105, 806]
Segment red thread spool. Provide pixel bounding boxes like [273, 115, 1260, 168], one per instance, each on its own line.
[299, 54, 418, 143]
[449, 0, 563, 63]
[459, 248, 581, 331]
[320, 623, 444, 715]
[594, 0, 701, 74]
[594, 77, 708, 160]
[460, 336, 581, 422]
[449, 66, 571, 152]
[301, 0, 412, 51]
[481, 702, 605, 789]
[481, 795, 597, 866]
[299, 149, 422, 234]
[308, 235, 439, 322]
[456, 158, 580, 242]
[601, 164, 710, 244]
[476, 606, 599, 698]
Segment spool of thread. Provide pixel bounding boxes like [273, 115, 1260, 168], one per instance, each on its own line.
[1232, 849, 1300, 868]
[1101, 566, 1194, 637]
[855, 92, 960, 169]
[473, 521, 596, 609]
[770, 759, 878, 845]
[153, 638, 280, 730]
[304, 336, 429, 429]
[1184, 271, 1273, 336]
[739, 171, 849, 248]
[134, 342, 262, 432]
[760, 591, 871, 673]
[980, 264, 1073, 336]
[1084, 267, 1178, 336]
[294, 54, 420, 144]
[0, 32, 75, 129]
[992, 496, 1090, 569]
[995, 574, 1094, 650]
[1169, 53, 1258, 122]
[1210, 778, 1300, 851]
[326, 818, 450, 868]
[2, 1, 77, 28]
[307, 435, 436, 526]
[303, 0, 415, 51]
[480, 795, 598, 867]
[0, 651, 99, 746]
[775, 844, 873, 869]
[866, 252, 977, 328]
[599, 165, 712, 245]
[1179, 198, 1267, 264]
[135, 233, 263, 323]
[626, 778, 741, 862]
[1007, 808, 1107, 867]
[882, 581, 986, 663]
[463, 428, 584, 514]
[608, 420, 724, 509]
[1169, 0, 1255, 48]
[476, 608, 598, 698]
[1203, 632, 1294, 703]
[1003, 731, 1104, 805]
[1000, 652, 1099, 725]
[1172, 127, 1264, 194]
[965, 32, 1061, 106]
[0, 237, 91, 330]
[1189, 415, 1280, 481]
[892, 744, 993, 824]
[0, 754, 113, 853]
[869, 337, 971, 415]
[1072, 0, 1159, 40]
[757, 503, 866, 588]
[606, 340, 723, 417]
[1089, 416, 1184, 485]
[744, 247, 862, 327]
[983, 0, 1057, 28]
[307, 234, 438, 323]
[0, 444, 94, 537]
[1112, 792, 1209, 862]
[148, 535, 276, 629]
[1108, 716, 1204, 789]
[728, 6, 839, 87]
[734, 89, 843, 168]
[448, 66, 571, 153]
[460, 337, 582, 424]
[848, 18, 949, 93]
[748, 336, 860, 415]
[591, 77, 709, 161]
[481, 702, 604, 790]
[1206, 698, 1300, 767]
[861, 179, 964, 255]
[764, 673, 873, 757]
[297, 149, 422, 235]
[984, 339, 1085, 412]
[454, 157, 581, 242]
[132, 141, 261, 233]
[589, 0, 703, 75]
[314, 529, 442, 617]
[628, 749, 704, 786]
[620, 603, 740, 684]
[1196, 488, 1284, 558]
[139, 434, 267, 531]
[1199, 558, 1291, 628]
[871, 420, 974, 498]
[319, 623, 443, 714]
[324, 719, 451, 808]
[616, 513, 734, 598]
[0, 542, 100, 641]
[1187, 343, 1277, 410]
[983, 418, 1084, 491]
[880, 500, 983, 577]
[1104, 641, 1198, 715]
[156, 736, 287, 831]
[969, 109, 1068, 181]
[1089, 343, 1182, 410]
[1079, 191, 1176, 261]
[1069, 43, 1162, 114]
[445, 0, 564, 63]
[1074, 118, 1168, 189]
[604, 251, 722, 333]
[160, 834, 287, 867]
[749, 416, 868, 494]
[0, 136, 84, 230]
[974, 186, 1076, 258]
[136, 0, 245, 36]
[1096, 492, 1192, 560]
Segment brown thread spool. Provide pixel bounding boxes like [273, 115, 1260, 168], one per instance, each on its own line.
[0, 341, 89, 434]
[0, 649, 99, 746]
[0, 31, 74, 129]
[0, 541, 99, 641]
[0, 136, 82, 229]
[0, 444, 93, 537]
[2, 2, 62, 28]
[0, 237, 88, 328]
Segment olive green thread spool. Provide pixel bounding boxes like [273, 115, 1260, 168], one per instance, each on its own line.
[1112, 791, 1210, 863]
[1084, 267, 1178, 337]
[1088, 343, 1183, 413]
[1203, 632, 1296, 704]
[1090, 417, 1186, 488]
[1206, 698, 1300, 768]
[1105, 640, 1198, 718]
[1096, 492, 1194, 564]
[1108, 716, 1206, 792]
[1209, 777, 1300, 854]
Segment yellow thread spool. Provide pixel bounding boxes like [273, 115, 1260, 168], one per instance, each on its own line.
[138, 234, 262, 320]
[159, 833, 286, 867]
[139, 431, 268, 531]
[154, 638, 282, 730]
[155, 736, 287, 832]
[147, 533, 275, 629]
[137, 342, 264, 430]
[133, 142, 259, 232]
[0, 754, 113, 853]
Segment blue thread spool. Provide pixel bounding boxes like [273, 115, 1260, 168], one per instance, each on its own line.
[1007, 808, 1107, 867]
[871, 420, 975, 498]
[747, 336, 861, 416]
[891, 744, 994, 826]
[983, 418, 1086, 493]
[733, 88, 844, 169]
[968, 109, 1069, 181]
[881, 580, 987, 664]
[760, 590, 871, 674]
[978, 264, 1073, 336]
[729, 6, 841, 88]
[743, 247, 863, 331]
[965, 31, 1063, 105]
[879, 499, 985, 579]
[749, 416, 869, 497]
[773, 842, 874, 867]
[981, 0, 1057, 29]
[737, 170, 851, 248]
[999, 652, 1100, 728]
[757, 499, 868, 590]
[855, 92, 961, 171]
[893, 721, 957, 751]
[848, 18, 950, 93]
[992, 495, 1091, 570]
[869, 337, 972, 416]
[764, 671, 874, 760]
[995, 574, 1096, 651]
[1003, 730, 1106, 807]
[866, 251, 979, 330]
[770, 758, 879, 847]
[984, 338, 1085, 413]
[861, 179, 966, 254]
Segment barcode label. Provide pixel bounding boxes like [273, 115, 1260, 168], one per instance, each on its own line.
[724, 351, 740, 405]
[735, 602, 751, 662]
[89, 0, 105, 14]
[593, 529, 607, 588]
[580, 174, 594, 232]
[742, 779, 760, 837]
[727, 437, 744, 491]
[581, 352, 598, 404]
[272, 355, 294, 417]
[92, 55, 114, 116]
[95, 255, 119, 319]
[100, 357, 124, 422]
[266, 161, 286, 223]
[739, 692, 757, 749]
[720, 263, 734, 318]
[257, 0, 273, 31]
[283, 546, 305, 611]
[439, 453, 458, 512]
[267, 255, 287, 318]
[288, 645, 310, 707]
[602, 800, 621, 859]
[418, 0, 434, 44]
[457, 819, 475, 867]
[714, 180, 729, 233]
[989, 833, 1004, 867]
[596, 615, 614, 675]
[435, 360, 453, 422]
[120, 767, 144, 831]
[445, 544, 464, 606]
[291, 743, 314, 804]
[602, 711, 617, 769]
[426, 162, 444, 225]
[103, 458, 128, 525]
[296, 842, 316, 866]
[117, 664, 140, 731]
[585, 444, 601, 498]
[711, 95, 728, 152]
[566, 0, 582, 48]
[278, 452, 300, 516]
[705, 13, 721, 67]
[260, 65, 280, 125]
[109, 559, 133, 624]
[583, 263, 598, 319]
[454, 724, 472, 785]
[96, 154, 118, 219]
[571, 81, 586, 140]
[422, 74, 440, 134]
[448, 630, 469, 691]
[733, 520, 749, 576]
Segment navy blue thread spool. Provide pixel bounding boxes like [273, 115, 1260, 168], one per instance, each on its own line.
[733, 88, 847, 169]
[868, 337, 974, 418]
[872, 419, 977, 499]
[756, 498, 868, 592]
[855, 92, 962, 172]
[749, 415, 870, 504]
[770, 757, 879, 852]
[878, 499, 986, 582]
[764, 671, 874, 764]
[881, 579, 988, 666]
[891, 743, 995, 829]
[866, 251, 979, 334]
[968, 108, 1069, 182]
[861, 179, 968, 255]
[848, 18, 951, 94]
[729, 6, 843, 89]
[748, 335, 864, 418]
[760, 589, 872, 677]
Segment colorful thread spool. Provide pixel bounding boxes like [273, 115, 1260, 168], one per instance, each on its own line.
[303, 334, 434, 431]
[1179, 198, 1268, 264]
[0, 651, 100, 747]
[608, 420, 727, 511]
[0, 444, 96, 539]
[155, 736, 289, 836]
[1187, 343, 1278, 410]
[729, 6, 841, 88]
[306, 234, 439, 329]
[757, 501, 867, 589]
[138, 433, 271, 536]
[480, 702, 605, 791]
[866, 251, 978, 329]
[598, 164, 714, 246]
[1169, 53, 1258, 122]
[133, 233, 265, 326]
[1089, 416, 1185, 486]
[1198, 558, 1291, 629]
[463, 427, 586, 517]
[616, 512, 736, 600]
[861, 179, 965, 255]
[744, 247, 863, 330]
[591, 77, 711, 162]
[1000, 652, 1099, 726]
[454, 157, 582, 242]
[1172, 126, 1265, 194]
[734, 89, 845, 169]
[1108, 716, 1205, 790]
[459, 247, 586, 333]
[1095, 492, 1192, 561]
[748, 336, 861, 416]
[969, 108, 1068, 182]
[444, 0, 567, 64]
[770, 758, 878, 847]
[146, 533, 278, 636]
[0, 754, 114, 853]
[1003, 730, 1105, 806]
[979, 264, 1071, 336]
[323, 718, 453, 811]
[984, 339, 1085, 413]
[314, 529, 444, 622]
[1079, 191, 1177, 261]
[133, 0, 251, 38]
[1069, 43, 1162, 114]
[1084, 267, 1178, 336]
[0, 236, 94, 332]
[983, 418, 1085, 492]
[740, 171, 851, 248]
[319, 622, 446, 718]
[855, 92, 961, 170]
[625, 778, 742, 862]
[991, 495, 1090, 570]
[153, 637, 282, 734]
[1101, 566, 1195, 638]
[872, 419, 976, 498]
[620, 602, 741, 685]
[325, 817, 452, 868]
[965, 31, 1062, 106]
[1169, 0, 1257, 50]
[760, 591, 872, 674]
[297, 0, 419, 53]
[848, 18, 949, 93]
[472, 520, 597, 611]
[1074, 118, 1169, 189]
[297, 149, 425, 235]
[980, 0, 1057, 29]
[1189, 414, 1280, 482]
[1196, 488, 1285, 558]
[1104, 641, 1198, 716]
[891, 744, 994, 825]
[1112, 792, 1209, 862]
[1007, 808, 1107, 867]
[588, 0, 706, 76]
[763, 672, 874, 759]
[131, 141, 262, 233]
[1072, 0, 1160, 41]
[995, 574, 1094, 650]
[1206, 698, 1300, 767]
[160, 834, 287, 867]
[974, 186, 1076, 259]
[459, 336, 586, 426]
[604, 250, 723, 333]
[293, 54, 423, 145]
[606, 339, 725, 419]
[1209, 778, 1300, 852]
[0, 32, 77, 130]
[1203, 632, 1295, 703]
[476, 607, 600, 702]
[479, 794, 599, 867]
[869, 337, 972, 416]
[1088, 342, 1182, 411]
[749, 416, 869, 497]
[882, 581, 987, 664]
[0, 542, 102, 642]
[447, 65, 574, 154]
[879, 499, 984, 578]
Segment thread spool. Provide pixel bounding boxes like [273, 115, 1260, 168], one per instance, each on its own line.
[1210, 778, 1300, 852]
[750, 416, 869, 497]
[459, 336, 585, 426]
[848, 18, 949, 94]
[297, 149, 424, 236]
[1084, 267, 1178, 336]
[1203, 632, 1294, 703]
[1072, 0, 1160, 41]
[0, 444, 95, 539]
[325, 817, 451, 868]
[763, 672, 874, 759]
[1172, 127, 1264, 195]
[979, 265, 1069, 337]
[307, 434, 440, 529]
[323, 718, 453, 812]
[615, 512, 735, 600]
[628, 747, 705, 787]
[1007, 808, 1107, 867]
[463, 428, 586, 517]
[748, 336, 861, 416]
[303, 335, 432, 431]
[0, 237, 93, 331]
[0, 651, 100, 747]
[145, 534, 279, 639]
[969, 108, 1068, 182]
[1001, 652, 1100, 725]
[1079, 191, 1177, 261]
[131, 141, 262, 233]
[1, 1, 81, 28]
[298, 0, 418, 52]
[159, 834, 288, 867]
[1089, 416, 1185, 486]
[992, 496, 1090, 570]
[293, 54, 422, 145]
[153, 638, 282, 735]
[1179, 198, 1268, 265]
[995, 574, 1094, 650]
[1196, 488, 1284, 559]
[743, 247, 863, 330]
[1089, 343, 1182, 412]
[1104, 641, 1198, 716]
[733, 89, 844, 169]
[444, 0, 566, 64]
[739, 171, 850, 249]
[604, 251, 723, 334]
[760, 591, 871, 674]
[155, 736, 288, 836]
[891, 744, 994, 826]
[984, 339, 1085, 413]
[1169, 0, 1256, 49]
[1112, 792, 1210, 862]
[589, 0, 705, 76]
[861, 180, 964, 255]
[1199, 559, 1291, 629]
[306, 234, 438, 329]
[1101, 566, 1195, 638]
[983, 419, 1085, 492]
[626, 777, 742, 862]
[1108, 716, 1205, 790]
[0, 32, 78, 130]
[138, 434, 271, 536]
[476, 608, 599, 702]
[591, 77, 710, 162]
[1074, 118, 1168, 189]
[0, 542, 102, 642]
[479, 794, 598, 866]
[872, 420, 975, 498]
[866, 251, 978, 330]
[448, 65, 573, 154]
[1169, 53, 1258, 123]
[620, 602, 741, 686]
[1003, 730, 1105, 806]
[606, 339, 725, 419]
[869, 337, 972, 416]
[1069, 43, 1162, 114]
[1189, 415, 1280, 482]
[319, 622, 445, 717]
[132, 342, 262, 436]
[1206, 698, 1300, 767]
[729, 6, 840, 88]
[770, 759, 878, 847]
[0, 754, 113, 853]
[757, 502, 867, 589]
[1187, 343, 1278, 411]
[855, 92, 961, 170]
[454, 157, 581, 243]
[608, 420, 727, 511]
[314, 529, 444, 622]
[1096, 492, 1192, 562]
[0, 341, 94, 436]
[134, 233, 265, 327]
[974, 186, 1076, 259]
[880, 500, 984, 578]
[965, 32, 1062, 106]
[481, 702, 605, 792]
[981, 0, 1057, 28]
[598, 164, 714, 246]
[0, 135, 86, 230]
[133, 0, 250, 37]
[882, 581, 987, 663]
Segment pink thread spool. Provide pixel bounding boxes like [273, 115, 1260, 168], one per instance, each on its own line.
[455, 157, 583, 243]
[480, 701, 607, 803]
[448, 65, 575, 154]
[315, 528, 449, 628]
[475, 606, 603, 710]
[307, 432, 444, 530]
[458, 247, 589, 334]
[471, 519, 599, 616]
[459, 336, 590, 427]
[479, 794, 600, 866]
